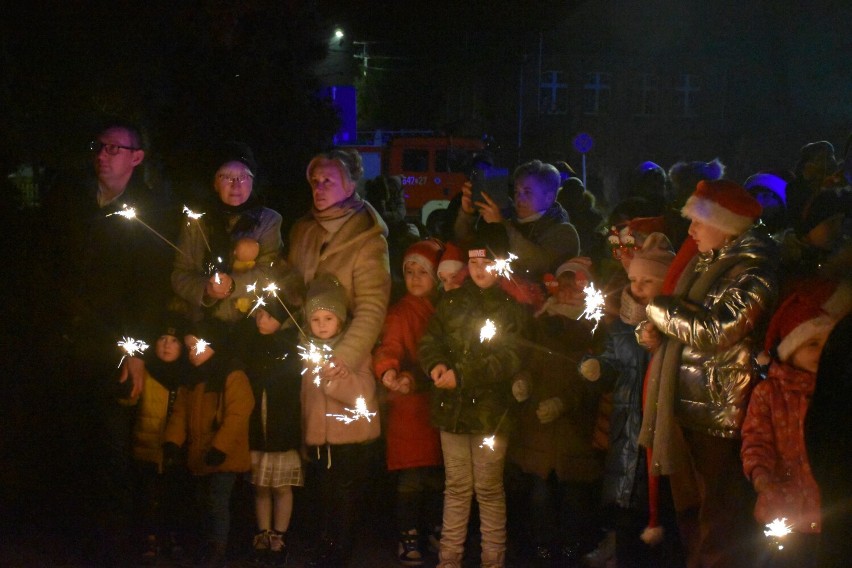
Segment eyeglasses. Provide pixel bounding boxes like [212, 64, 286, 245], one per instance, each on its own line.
[89, 141, 140, 155]
[216, 173, 253, 185]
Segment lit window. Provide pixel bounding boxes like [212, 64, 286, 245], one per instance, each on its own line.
[583, 72, 611, 115]
[539, 70, 568, 114]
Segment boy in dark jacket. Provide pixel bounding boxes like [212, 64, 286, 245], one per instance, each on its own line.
[419, 230, 530, 568]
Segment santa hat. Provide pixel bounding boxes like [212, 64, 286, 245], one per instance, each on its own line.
[628, 233, 675, 281]
[766, 280, 852, 362]
[681, 179, 762, 236]
[437, 241, 466, 276]
[555, 257, 593, 288]
[403, 238, 444, 281]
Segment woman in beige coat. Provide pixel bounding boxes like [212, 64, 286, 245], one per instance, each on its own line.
[287, 148, 390, 567]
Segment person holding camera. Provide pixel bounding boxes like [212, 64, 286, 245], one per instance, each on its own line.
[455, 159, 580, 281]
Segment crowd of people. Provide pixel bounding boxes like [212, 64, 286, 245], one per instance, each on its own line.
[40, 120, 852, 568]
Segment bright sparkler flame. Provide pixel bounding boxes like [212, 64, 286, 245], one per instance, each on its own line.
[480, 319, 497, 343]
[182, 205, 205, 220]
[214, 272, 221, 284]
[117, 336, 149, 367]
[486, 252, 518, 279]
[326, 395, 377, 424]
[194, 338, 210, 355]
[299, 342, 334, 387]
[764, 517, 792, 539]
[480, 435, 496, 451]
[108, 205, 137, 219]
[580, 283, 605, 333]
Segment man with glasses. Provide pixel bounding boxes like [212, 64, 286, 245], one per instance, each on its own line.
[41, 119, 178, 565]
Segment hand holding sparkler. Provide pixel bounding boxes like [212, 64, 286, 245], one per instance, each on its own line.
[579, 282, 605, 334]
[430, 364, 457, 390]
[206, 271, 234, 300]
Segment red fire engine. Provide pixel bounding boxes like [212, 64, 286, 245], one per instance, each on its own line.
[348, 130, 485, 224]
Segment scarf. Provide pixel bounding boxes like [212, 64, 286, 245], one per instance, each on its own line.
[639, 249, 751, 475]
[619, 286, 648, 326]
[206, 193, 264, 272]
[311, 191, 364, 223]
[145, 356, 190, 392]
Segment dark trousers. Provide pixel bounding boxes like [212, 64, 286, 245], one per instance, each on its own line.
[304, 441, 377, 554]
[680, 429, 758, 568]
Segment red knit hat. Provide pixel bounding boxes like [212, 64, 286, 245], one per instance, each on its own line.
[681, 179, 762, 235]
[765, 280, 852, 362]
[404, 238, 444, 281]
[437, 241, 466, 276]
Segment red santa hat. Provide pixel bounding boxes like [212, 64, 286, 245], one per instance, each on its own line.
[765, 280, 852, 362]
[403, 238, 444, 281]
[437, 241, 466, 276]
[681, 179, 762, 236]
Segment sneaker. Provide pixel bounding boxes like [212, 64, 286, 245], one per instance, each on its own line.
[398, 529, 424, 566]
[250, 530, 270, 565]
[268, 531, 288, 566]
[140, 534, 159, 565]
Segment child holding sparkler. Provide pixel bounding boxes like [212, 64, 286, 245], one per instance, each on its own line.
[741, 281, 851, 568]
[508, 257, 602, 566]
[579, 234, 675, 568]
[120, 312, 192, 565]
[373, 239, 445, 566]
[300, 274, 380, 567]
[419, 230, 530, 568]
[162, 319, 254, 567]
[237, 295, 304, 566]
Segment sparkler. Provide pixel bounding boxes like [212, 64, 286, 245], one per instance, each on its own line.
[764, 517, 792, 551]
[326, 395, 377, 424]
[117, 336, 149, 367]
[182, 205, 211, 252]
[108, 204, 185, 256]
[579, 282, 605, 333]
[486, 252, 518, 279]
[480, 319, 497, 343]
[254, 281, 307, 339]
[193, 338, 211, 356]
[299, 342, 335, 387]
[480, 409, 509, 451]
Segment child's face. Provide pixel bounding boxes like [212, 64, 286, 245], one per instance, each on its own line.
[629, 275, 664, 306]
[554, 273, 585, 306]
[184, 334, 214, 366]
[688, 218, 733, 253]
[255, 308, 282, 335]
[468, 257, 498, 289]
[439, 270, 462, 291]
[155, 334, 182, 363]
[404, 261, 436, 298]
[310, 309, 341, 340]
[788, 328, 831, 374]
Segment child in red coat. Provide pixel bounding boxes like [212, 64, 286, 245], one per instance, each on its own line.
[742, 280, 851, 568]
[373, 239, 445, 566]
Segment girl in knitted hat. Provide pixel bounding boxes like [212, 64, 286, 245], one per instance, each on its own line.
[741, 281, 851, 568]
[373, 239, 446, 566]
[300, 273, 381, 566]
[579, 234, 675, 568]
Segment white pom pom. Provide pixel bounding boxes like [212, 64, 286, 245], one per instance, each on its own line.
[640, 525, 664, 546]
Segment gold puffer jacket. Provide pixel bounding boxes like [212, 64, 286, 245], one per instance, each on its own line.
[646, 230, 778, 438]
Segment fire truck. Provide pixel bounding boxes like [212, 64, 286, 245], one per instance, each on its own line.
[348, 130, 485, 225]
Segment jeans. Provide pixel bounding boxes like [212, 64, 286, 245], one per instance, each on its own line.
[197, 472, 237, 545]
[439, 431, 507, 563]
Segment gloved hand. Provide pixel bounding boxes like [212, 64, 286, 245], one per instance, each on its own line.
[511, 378, 530, 402]
[579, 359, 601, 382]
[162, 442, 182, 470]
[204, 447, 226, 467]
[536, 397, 564, 424]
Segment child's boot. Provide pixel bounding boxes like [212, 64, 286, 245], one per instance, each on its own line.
[268, 530, 288, 566]
[250, 529, 270, 565]
[397, 528, 424, 566]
